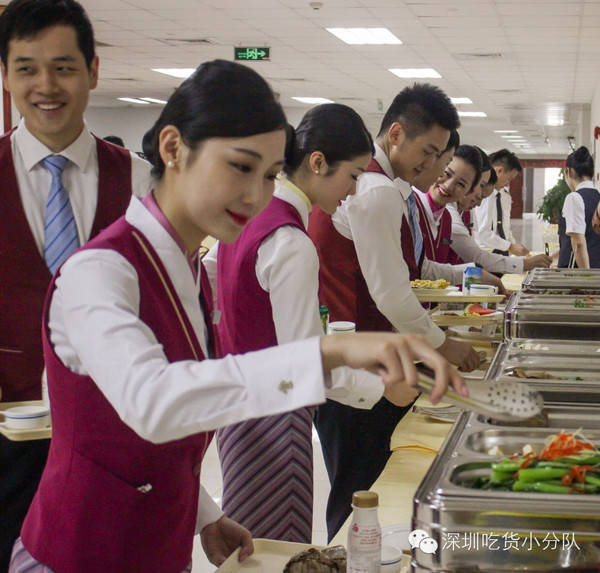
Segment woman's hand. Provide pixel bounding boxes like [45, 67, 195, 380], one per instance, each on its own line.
[200, 515, 253, 566]
[320, 332, 467, 405]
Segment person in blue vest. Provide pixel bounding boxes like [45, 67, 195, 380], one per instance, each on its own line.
[559, 146, 600, 268]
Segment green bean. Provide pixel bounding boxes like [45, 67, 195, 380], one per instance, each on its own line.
[490, 470, 515, 483]
[531, 482, 572, 494]
[491, 460, 521, 473]
[518, 467, 569, 482]
[585, 474, 600, 487]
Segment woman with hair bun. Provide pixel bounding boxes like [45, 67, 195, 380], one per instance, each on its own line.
[11, 61, 464, 573]
[206, 103, 456, 544]
[559, 146, 600, 268]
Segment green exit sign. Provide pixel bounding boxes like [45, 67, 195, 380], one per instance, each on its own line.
[234, 47, 270, 61]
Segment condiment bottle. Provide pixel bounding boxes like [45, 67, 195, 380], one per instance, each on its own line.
[347, 490, 381, 573]
[319, 304, 329, 334]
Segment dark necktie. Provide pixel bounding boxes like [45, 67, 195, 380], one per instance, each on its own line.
[495, 192, 506, 240]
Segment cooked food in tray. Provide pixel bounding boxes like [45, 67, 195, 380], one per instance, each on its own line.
[511, 368, 584, 381]
[466, 432, 600, 494]
[284, 546, 346, 572]
[410, 278, 450, 289]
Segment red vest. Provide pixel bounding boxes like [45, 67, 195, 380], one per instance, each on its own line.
[414, 193, 453, 264]
[22, 216, 214, 573]
[216, 196, 305, 354]
[0, 133, 132, 401]
[307, 159, 422, 332]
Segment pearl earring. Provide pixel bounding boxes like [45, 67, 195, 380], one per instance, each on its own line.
[167, 160, 175, 168]
[314, 169, 319, 175]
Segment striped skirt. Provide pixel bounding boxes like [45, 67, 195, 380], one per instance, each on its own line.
[9, 538, 193, 573]
[217, 407, 314, 543]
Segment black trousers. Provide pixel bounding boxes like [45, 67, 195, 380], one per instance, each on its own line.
[0, 436, 50, 572]
[314, 397, 414, 541]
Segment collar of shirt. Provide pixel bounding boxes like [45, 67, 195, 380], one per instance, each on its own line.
[14, 118, 95, 173]
[141, 191, 199, 282]
[413, 188, 439, 231]
[425, 189, 445, 220]
[576, 180, 596, 192]
[276, 175, 312, 228]
[373, 143, 413, 200]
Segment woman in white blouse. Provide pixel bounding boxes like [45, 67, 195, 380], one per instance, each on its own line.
[11, 61, 465, 573]
[560, 146, 600, 268]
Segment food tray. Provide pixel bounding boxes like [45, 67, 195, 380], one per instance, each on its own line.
[431, 309, 503, 327]
[0, 400, 52, 441]
[412, 408, 600, 572]
[412, 290, 504, 304]
[521, 268, 600, 291]
[216, 539, 323, 572]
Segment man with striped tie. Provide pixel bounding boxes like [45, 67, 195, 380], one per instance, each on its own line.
[0, 0, 152, 568]
[308, 84, 480, 539]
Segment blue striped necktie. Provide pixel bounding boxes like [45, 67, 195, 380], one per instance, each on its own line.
[42, 155, 79, 273]
[407, 192, 424, 263]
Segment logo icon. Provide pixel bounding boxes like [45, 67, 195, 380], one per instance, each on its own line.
[408, 529, 439, 554]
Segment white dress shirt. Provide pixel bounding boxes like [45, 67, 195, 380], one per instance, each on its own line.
[474, 187, 515, 251]
[562, 181, 594, 235]
[204, 179, 384, 409]
[11, 119, 154, 256]
[447, 204, 524, 273]
[49, 196, 328, 531]
[331, 144, 446, 349]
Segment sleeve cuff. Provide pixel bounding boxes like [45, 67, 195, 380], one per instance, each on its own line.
[327, 367, 384, 409]
[425, 325, 446, 349]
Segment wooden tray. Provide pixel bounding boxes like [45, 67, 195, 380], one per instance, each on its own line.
[0, 400, 52, 441]
[430, 309, 503, 327]
[217, 539, 409, 572]
[412, 290, 504, 304]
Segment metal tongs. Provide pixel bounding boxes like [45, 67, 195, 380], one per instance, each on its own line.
[415, 364, 545, 423]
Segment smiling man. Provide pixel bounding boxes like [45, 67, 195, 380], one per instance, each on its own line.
[308, 84, 481, 540]
[0, 0, 152, 567]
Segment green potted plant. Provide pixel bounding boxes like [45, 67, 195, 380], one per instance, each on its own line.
[537, 171, 570, 223]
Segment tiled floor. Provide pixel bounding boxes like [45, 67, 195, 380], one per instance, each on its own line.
[192, 427, 330, 572]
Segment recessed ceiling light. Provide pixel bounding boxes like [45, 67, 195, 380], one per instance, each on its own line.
[152, 68, 195, 78]
[327, 28, 402, 45]
[389, 68, 441, 79]
[141, 97, 167, 104]
[291, 97, 335, 104]
[458, 111, 487, 118]
[450, 97, 472, 105]
[494, 130, 519, 133]
[117, 97, 150, 105]
[546, 118, 564, 127]
[502, 135, 525, 139]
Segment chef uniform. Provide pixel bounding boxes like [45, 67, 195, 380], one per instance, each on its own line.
[11, 194, 331, 573]
[207, 177, 384, 543]
[307, 143, 464, 539]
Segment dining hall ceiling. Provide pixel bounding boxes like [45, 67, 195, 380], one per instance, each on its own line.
[81, 0, 600, 157]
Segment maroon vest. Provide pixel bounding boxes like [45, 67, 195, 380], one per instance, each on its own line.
[307, 159, 422, 332]
[414, 193, 453, 264]
[217, 196, 305, 354]
[0, 133, 132, 401]
[22, 216, 214, 573]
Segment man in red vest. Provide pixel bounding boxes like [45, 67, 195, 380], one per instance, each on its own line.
[0, 0, 152, 567]
[308, 84, 481, 540]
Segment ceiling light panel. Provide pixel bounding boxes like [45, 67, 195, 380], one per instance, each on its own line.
[152, 68, 195, 78]
[450, 97, 473, 105]
[117, 97, 150, 105]
[326, 28, 402, 45]
[291, 97, 334, 104]
[458, 111, 487, 117]
[388, 68, 441, 79]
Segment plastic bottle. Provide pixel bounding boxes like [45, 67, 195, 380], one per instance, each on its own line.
[347, 490, 381, 573]
[319, 304, 329, 334]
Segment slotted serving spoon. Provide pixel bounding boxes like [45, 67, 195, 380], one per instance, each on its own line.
[416, 365, 545, 423]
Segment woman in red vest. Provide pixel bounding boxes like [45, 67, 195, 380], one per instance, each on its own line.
[11, 61, 465, 573]
[208, 104, 433, 544]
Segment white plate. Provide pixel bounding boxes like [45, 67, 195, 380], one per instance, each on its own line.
[382, 523, 412, 552]
[448, 325, 502, 341]
[412, 285, 459, 293]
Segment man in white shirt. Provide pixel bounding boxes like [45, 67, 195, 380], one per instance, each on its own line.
[309, 84, 479, 539]
[0, 1, 152, 567]
[475, 149, 529, 256]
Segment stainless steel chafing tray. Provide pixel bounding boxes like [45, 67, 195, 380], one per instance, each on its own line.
[411, 405, 600, 572]
[504, 292, 600, 341]
[522, 268, 600, 293]
[486, 339, 600, 402]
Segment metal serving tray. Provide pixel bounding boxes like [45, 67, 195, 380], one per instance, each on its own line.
[411, 406, 600, 572]
[486, 340, 600, 402]
[504, 292, 600, 340]
[522, 268, 600, 292]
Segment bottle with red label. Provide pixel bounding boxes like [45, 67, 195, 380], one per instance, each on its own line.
[347, 490, 381, 572]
